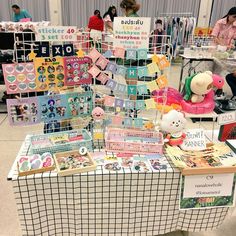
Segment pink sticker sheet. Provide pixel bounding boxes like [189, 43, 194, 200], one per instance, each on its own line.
[7, 97, 40, 126]
[3, 63, 36, 94]
[64, 56, 92, 86]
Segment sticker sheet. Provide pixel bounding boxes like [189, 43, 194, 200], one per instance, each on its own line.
[7, 97, 40, 126]
[3, 63, 37, 94]
[34, 57, 65, 91]
[66, 91, 93, 118]
[38, 94, 68, 122]
[64, 56, 92, 86]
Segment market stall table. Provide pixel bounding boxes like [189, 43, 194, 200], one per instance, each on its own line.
[7, 135, 230, 236]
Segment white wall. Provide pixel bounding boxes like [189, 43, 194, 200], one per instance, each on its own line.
[48, 0, 62, 25]
[48, 0, 213, 27]
[197, 0, 213, 27]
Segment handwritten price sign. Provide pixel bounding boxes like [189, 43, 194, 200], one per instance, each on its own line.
[35, 26, 77, 42]
[218, 111, 236, 125]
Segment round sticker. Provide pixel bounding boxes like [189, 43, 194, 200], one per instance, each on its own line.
[5, 65, 14, 74]
[18, 83, 27, 90]
[56, 65, 64, 72]
[27, 73, 36, 81]
[17, 74, 26, 82]
[57, 73, 64, 80]
[15, 64, 25, 73]
[79, 146, 87, 156]
[49, 83, 56, 89]
[38, 75, 46, 83]
[37, 66, 46, 74]
[39, 83, 47, 90]
[73, 63, 79, 69]
[57, 81, 64, 88]
[25, 63, 34, 72]
[7, 75, 16, 83]
[48, 74, 55, 82]
[47, 66, 55, 73]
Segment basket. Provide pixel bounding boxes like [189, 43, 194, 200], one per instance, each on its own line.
[105, 128, 164, 154]
[30, 129, 93, 155]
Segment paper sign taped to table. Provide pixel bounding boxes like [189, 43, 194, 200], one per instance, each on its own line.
[180, 174, 236, 210]
[180, 129, 206, 151]
[35, 26, 77, 41]
[183, 173, 234, 198]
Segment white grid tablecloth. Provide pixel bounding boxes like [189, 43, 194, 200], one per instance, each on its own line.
[8, 135, 229, 236]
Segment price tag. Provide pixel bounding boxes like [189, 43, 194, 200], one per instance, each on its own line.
[79, 146, 87, 156]
[218, 111, 236, 125]
[35, 26, 77, 42]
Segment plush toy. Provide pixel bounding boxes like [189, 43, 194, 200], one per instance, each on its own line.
[183, 71, 213, 103]
[160, 110, 187, 146]
[92, 107, 105, 121]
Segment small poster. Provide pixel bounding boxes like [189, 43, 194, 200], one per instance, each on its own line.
[34, 57, 65, 92]
[66, 91, 93, 118]
[7, 97, 40, 126]
[64, 56, 92, 86]
[3, 63, 37, 94]
[113, 17, 151, 49]
[180, 174, 236, 210]
[38, 94, 68, 122]
[35, 26, 77, 42]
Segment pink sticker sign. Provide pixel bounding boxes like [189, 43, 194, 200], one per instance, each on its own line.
[64, 56, 92, 86]
[3, 63, 36, 94]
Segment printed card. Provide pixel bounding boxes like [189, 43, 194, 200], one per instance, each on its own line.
[64, 56, 92, 86]
[7, 97, 40, 126]
[3, 63, 37, 94]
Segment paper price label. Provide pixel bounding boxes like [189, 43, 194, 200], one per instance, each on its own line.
[218, 111, 236, 125]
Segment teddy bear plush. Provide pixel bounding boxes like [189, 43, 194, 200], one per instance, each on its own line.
[160, 110, 187, 146]
[183, 71, 213, 103]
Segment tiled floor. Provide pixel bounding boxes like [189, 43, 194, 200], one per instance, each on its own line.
[0, 64, 235, 236]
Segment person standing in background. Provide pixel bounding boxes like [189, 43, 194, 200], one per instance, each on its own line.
[120, 0, 140, 17]
[12, 4, 32, 22]
[212, 7, 236, 100]
[87, 10, 104, 52]
[103, 5, 117, 32]
[212, 7, 236, 48]
[88, 10, 104, 33]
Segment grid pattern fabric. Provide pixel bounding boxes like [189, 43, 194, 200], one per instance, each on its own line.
[8, 136, 229, 236]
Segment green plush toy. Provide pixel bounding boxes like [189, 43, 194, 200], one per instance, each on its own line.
[183, 71, 213, 103]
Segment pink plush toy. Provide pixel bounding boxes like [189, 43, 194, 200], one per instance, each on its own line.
[212, 74, 224, 89]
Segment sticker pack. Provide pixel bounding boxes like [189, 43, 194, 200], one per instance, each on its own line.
[7, 91, 93, 126]
[34, 57, 65, 91]
[7, 97, 40, 126]
[64, 56, 92, 86]
[3, 63, 37, 94]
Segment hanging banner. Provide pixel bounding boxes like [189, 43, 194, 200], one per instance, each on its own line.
[35, 26, 77, 42]
[113, 17, 151, 49]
